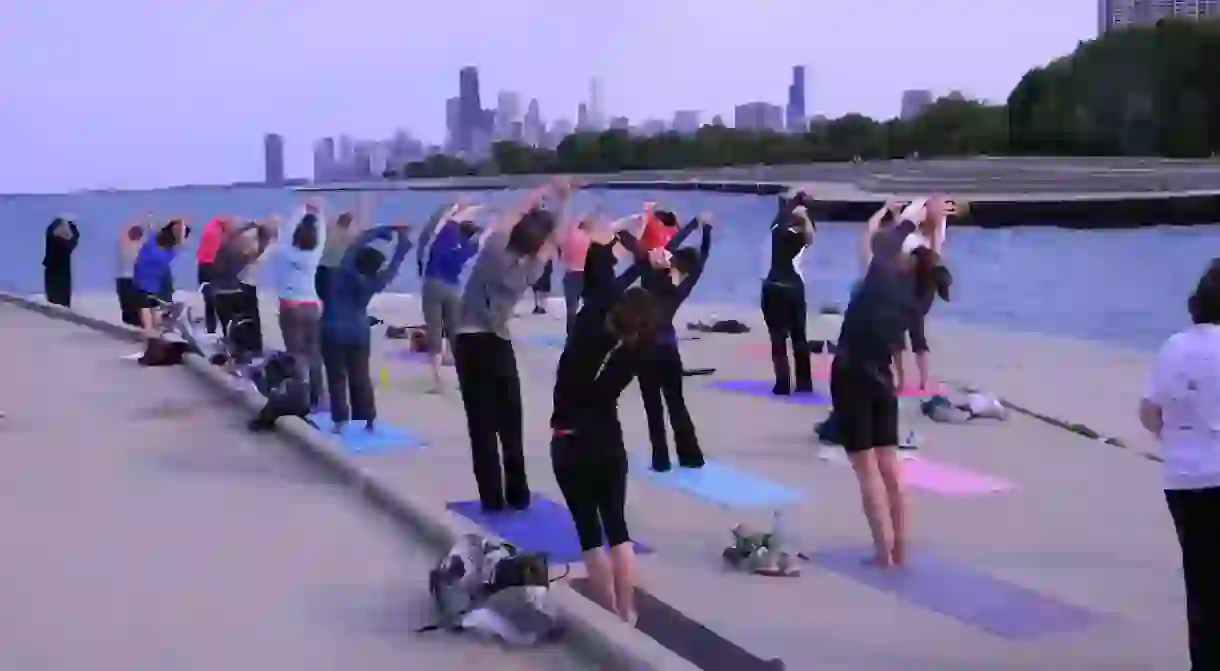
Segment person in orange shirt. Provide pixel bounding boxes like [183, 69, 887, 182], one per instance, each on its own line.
[195, 216, 229, 333]
[638, 202, 679, 252]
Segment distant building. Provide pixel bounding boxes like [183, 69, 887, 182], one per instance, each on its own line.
[786, 65, 807, 133]
[900, 89, 934, 120]
[672, 110, 702, 135]
[734, 102, 784, 132]
[609, 116, 631, 130]
[1099, 0, 1220, 34]
[547, 119, 574, 149]
[458, 66, 485, 153]
[445, 97, 461, 153]
[588, 78, 606, 131]
[635, 119, 668, 137]
[495, 91, 522, 141]
[264, 133, 285, 185]
[711, 114, 725, 127]
[312, 137, 335, 183]
[577, 103, 590, 132]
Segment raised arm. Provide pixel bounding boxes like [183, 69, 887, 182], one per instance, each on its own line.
[373, 228, 413, 291]
[339, 226, 394, 271]
[675, 222, 713, 300]
[416, 202, 455, 275]
[611, 231, 649, 293]
[665, 218, 700, 254]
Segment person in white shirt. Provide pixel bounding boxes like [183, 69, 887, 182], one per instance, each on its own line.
[1140, 258, 1220, 670]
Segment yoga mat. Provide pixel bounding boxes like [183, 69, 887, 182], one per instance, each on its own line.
[446, 496, 654, 564]
[120, 352, 143, 361]
[307, 413, 428, 454]
[570, 578, 784, 670]
[635, 458, 805, 509]
[811, 358, 944, 397]
[526, 333, 569, 348]
[902, 457, 1014, 495]
[388, 349, 430, 363]
[808, 546, 1104, 639]
[709, 379, 831, 406]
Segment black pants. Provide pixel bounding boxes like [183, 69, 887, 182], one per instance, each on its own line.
[44, 267, 71, 307]
[197, 263, 218, 334]
[314, 265, 333, 303]
[158, 274, 173, 303]
[553, 433, 629, 552]
[239, 284, 264, 354]
[828, 355, 899, 454]
[321, 337, 374, 424]
[1166, 486, 1220, 670]
[454, 332, 529, 511]
[639, 342, 703, 470]
[761, 280, 812, 392]
[213, 287, 262, 357]
[115, 278, 142, 326]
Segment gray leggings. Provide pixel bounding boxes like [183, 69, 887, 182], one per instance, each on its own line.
[278, 301, 323, 407]
[421, 279, 461, 354]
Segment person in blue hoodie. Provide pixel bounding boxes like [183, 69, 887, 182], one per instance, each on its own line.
[271, 202, 328, 408]
[319, 223, 412, 434]
[132, 219, 187, 333]
[418, 202, 484, 393]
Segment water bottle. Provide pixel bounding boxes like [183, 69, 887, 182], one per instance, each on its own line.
[770, 510, 788, 554]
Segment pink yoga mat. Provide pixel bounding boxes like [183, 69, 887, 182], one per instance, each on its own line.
[902, 458, 1014, 495]
[739, 346, 942, 397]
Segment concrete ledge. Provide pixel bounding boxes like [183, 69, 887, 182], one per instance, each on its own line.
[0, 291, 700, 671]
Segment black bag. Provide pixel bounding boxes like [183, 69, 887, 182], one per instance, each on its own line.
[138, 338, 188, 367]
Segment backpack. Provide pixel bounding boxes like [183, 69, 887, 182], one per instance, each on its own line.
[247, 352, 310, 431]
[138, 338, 188, 367]
[418, 534, 564, 645]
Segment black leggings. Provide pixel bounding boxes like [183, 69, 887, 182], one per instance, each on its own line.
[197, 263, 218, 334]
[454, 332, 529, 510]
[213, 287, 262, 357]
[553, 437, 630, 552]
[321, 337, 374, 424]
[638, 342, 703, 470]
[1166, 486, 1220, 669]
[761, 280, 812, 390]
[44, 267, 71, 307]
[116, 278, 142, 327]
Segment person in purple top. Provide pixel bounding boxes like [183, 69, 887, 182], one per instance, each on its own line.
[418, 202, 484, 394]
[132, 219, 188, 333]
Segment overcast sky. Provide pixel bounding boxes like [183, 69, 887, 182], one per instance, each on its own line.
[0, 0, 1094, 193]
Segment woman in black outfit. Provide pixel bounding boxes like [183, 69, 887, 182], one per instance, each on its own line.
[42, 217, 80, 307]
[551, 225, 662, 624]
[761, 196, 816, 395]
[637, 214, 712, 472]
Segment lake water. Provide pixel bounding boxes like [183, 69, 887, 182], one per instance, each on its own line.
[2, 186, 1215, 351]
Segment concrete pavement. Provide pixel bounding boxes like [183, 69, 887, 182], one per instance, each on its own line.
[0, 303, 593, 671]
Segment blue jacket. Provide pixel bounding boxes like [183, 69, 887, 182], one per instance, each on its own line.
[133, 239, 178, 295]
[423, 220, 480, 285]
[320, 227, 412, 345]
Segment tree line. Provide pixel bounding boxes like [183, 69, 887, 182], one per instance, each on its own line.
[396, 20, 1220, 179]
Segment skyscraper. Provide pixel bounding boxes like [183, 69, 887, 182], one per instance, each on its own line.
[495, 91, 523, 140]
[312, 137, 335, 183]
[263, 133, 285, 185]
[672, 110, 702, 135]
[900, 89, 934, 120]
[786, 65, 807, 133]
[577, 103, 590, 132]
[524, 98, 544, 147]
[445, 97, 461, 152]
[458, 66, 483, 153]
[734, 103, 784, 132]
[589, 78, 605, 131]
[1099, 0, 1220, 34]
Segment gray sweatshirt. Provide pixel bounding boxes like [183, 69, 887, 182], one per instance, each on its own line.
[457, 229, 547, 340]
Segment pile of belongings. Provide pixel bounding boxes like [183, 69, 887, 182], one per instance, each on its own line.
[417, 534, 564, 646]
[722, 524, 800, 577]
[920, 392, 1009, 424]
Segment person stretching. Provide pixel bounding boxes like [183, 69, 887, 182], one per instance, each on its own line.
[132, 219, 188, 334]
[116, 217, 152, 327]
[831, 195, 949, 568]
[760, 196, 816, 395]
[319, 224, 412, 434]
[271, 202, 328, 410]
[454, 179, 570, 512]
[637, 214, 712, 472]
[210, 219, 275, 358]
[418, 202, 484, 394]
[557, 217, 593, 333]
[893, 196, 952, 391]
[196, 216, 228, 334]
[42, 217, 80, 308]
[551, 225, 662, 624]
[316, 194, 372, 300]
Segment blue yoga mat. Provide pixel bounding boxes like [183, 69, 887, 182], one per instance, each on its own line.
[526, 333, 568, 348]
[388, 349, 429, 363]
[307, 413, 428, 454]
[635, 458, 805, 509]
[808, 546, 1105, 640]
[709, 379, 831, 406]
[446, 496, 655, 564]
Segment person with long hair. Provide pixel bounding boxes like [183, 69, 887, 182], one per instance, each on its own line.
[210, 219, 274, 358]
[830, 195, 950, 568]
[116, 217, 152, 327]
[551, 222, 662, 624]
[418, 202, 484, 394]
[132, 219, 188, 334]
[196, 216, 228, 333]
[272, 201, 328, 410]
[320, 223, 413, 434]
[760, 194, 816, 395]
[557, 216, 593, 333]
[316, 195, 371, 300]
[637, 213, 712, 472]
[1140, 258, 1220, 669]
[42, 217, 80, 307]
[453, 179, 570, 512]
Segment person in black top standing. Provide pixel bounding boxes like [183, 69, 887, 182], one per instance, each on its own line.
[637, 214, 712, 472]
[761, 194, 816, 395]
[831, 195, 949, 569]
[551, 222, 661, 625]
[43, 217, 80, 307]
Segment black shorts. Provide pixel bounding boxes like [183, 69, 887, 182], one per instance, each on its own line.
[829, 356, 899, 454]
[551, 432, 630, 552]
[139, 290, 162, 310]
[533, 261, 553, 293]
[905, 312, 929, 353]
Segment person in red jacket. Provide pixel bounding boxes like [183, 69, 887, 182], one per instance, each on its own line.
[195, 217, 229, 333]
[638, 202, 678, 252]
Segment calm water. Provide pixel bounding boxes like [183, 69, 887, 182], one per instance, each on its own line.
[1, 186, 1215, 351]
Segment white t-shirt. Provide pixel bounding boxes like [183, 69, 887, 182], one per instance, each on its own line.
[1144, 324, 1220, 490]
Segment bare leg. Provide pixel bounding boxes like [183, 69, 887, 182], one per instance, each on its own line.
[428, 353, 444, 393]
[140, 307, 159, 337]
[874, 446, 909, 565]
[847, 450, 893, 567]
[914, 352, 930, 390]
[892, 352, 907, 391]
[609, 542, 637, 623]
[582, 548, 617, 615]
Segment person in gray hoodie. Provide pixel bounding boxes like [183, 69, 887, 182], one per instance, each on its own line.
[453, 179, 571, 512]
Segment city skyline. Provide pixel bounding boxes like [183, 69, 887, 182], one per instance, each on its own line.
[1, 0, 1096, 192]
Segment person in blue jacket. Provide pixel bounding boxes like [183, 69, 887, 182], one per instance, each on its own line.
[319, 223, 412, 434]
[418, 202, 484, 393]
[132, 219, 187, 333]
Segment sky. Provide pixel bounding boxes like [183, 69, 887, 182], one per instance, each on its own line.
[0, 1, 1094, 194]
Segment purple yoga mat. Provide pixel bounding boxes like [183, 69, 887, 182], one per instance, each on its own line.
[388, 349, 429, 363]
[709, 379, 831, 406]
[808, 546, 1105, 640]
[446, 496, 655, 564]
